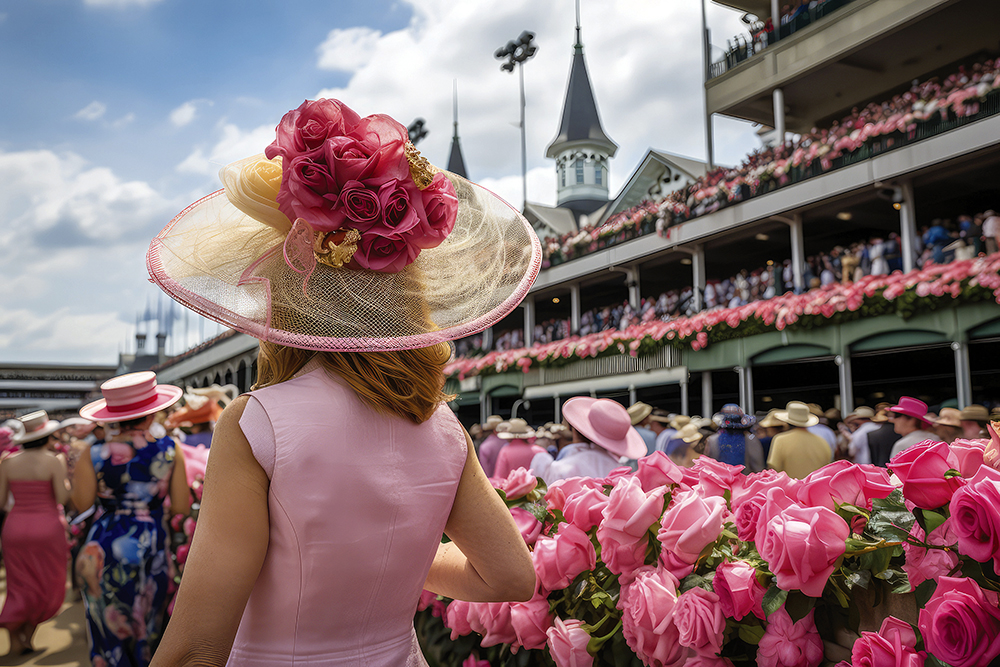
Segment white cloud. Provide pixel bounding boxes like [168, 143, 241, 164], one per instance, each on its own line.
[0, 149, 178, 362]
[176, 122, 276, 176]
[112, 112, 136, 128]
[317, 27, 383, 72]
[75, 101, 107, 121]
[170, 101, 198, 127]
[478, 166, 555, 212]
[84, 0, 163, 7]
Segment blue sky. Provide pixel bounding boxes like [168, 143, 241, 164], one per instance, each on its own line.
[0, 0, 757, 364]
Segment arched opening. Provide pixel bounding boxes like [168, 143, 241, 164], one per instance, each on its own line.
[237, 360, 248, 393]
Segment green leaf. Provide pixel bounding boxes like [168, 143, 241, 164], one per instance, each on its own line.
[737, 623, 766, 645]
[846, 569, 872, 590]
[680, 573, 713, 593]
[944, 468, 962, 479]
[785, 591, 817, 623]
[914, 579, 937, 609]
[762, 585, 788, 617]
[923, 509, 948, 535]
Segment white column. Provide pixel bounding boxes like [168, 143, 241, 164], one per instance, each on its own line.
[701, 371, 713, 417]
[692, 244, 706, 312]
[626, 268, 641, 310]
[554, 395, 562, 424]
[570, 283, 581, 334]
[480, 393, 489, 425]
[836, 354, 854, 414]
[680, 378, 689, 417]
[736, 366, 747, 413]
[700, 0, 715, 170]
[523, 295, 535, 348]
[898, 181, 918, 273]
[483, 326, 493, 351]
[789, 214, 805, 292]
[629, 384, 637, 406]
[773, 88, 786, 145]
[953, 341, 972, 408]
[745, 365, 755, 416]
[771, 0, 781, 32]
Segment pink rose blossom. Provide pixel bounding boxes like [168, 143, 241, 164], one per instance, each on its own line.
[713, 560, 766, 620]
[918, 577, 1000, 667]
[850, 616, 925, 667]
[414, 172, 458, 249]
[635, 451, 684, 492]
[798, 460, 895, 510]
[509, 591, 553, 651]
[949, 475, 1000, 567]
[685, 657, 736, 667]
[545, 477, 604, 511]
[732, 469, 799, 512]
[562, 487, 609, 531]
[659, 549, 696, 581]
[902, 520, 959, 590]
[734, 493, 766, 542]
[174, 543, 189, 566]
[657, 490, 727, 565]
[950, 438, 987, 477]
[757, 500, 848, 597]
[691, 456, 746, 498]
[533, 523, 597, 592]
[596, 476, 666, 578]
[756, 608, 824, 667]
[371, 179, 422, 235]
[888, 440, 965, 510]
[266, 98, 362, 160]
[461, 656, 490, 667]
[546, 617, 594, 667]
[417, 589, 436, 612]
[618, 566, 686, 667]
[501, 467, 538, 499]
[509, 507, 543, 546]
[444, 599, 476, 640]
[477, 601, 517, 647]
[674, 587, 726, 656]
[336, 179, 383, 229]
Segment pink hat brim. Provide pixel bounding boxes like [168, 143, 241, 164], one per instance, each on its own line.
[80, 385, 183, 423]
[889, 405, 933, 427]
[562, 397, 648, 460]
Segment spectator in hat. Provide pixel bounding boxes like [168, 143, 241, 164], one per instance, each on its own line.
[492, 420, 545, 480]
[534, 398, 645, 484]
[755, 409, 787, 460]
[704, 405, 764, 473]
[477, 415, 505, 477]
[767, 401, 832, 479]
[933, 408, 963, 444]
[888, 397, 937, 459]
[845, 407, 878, 464]
[627, 402, 657, 456]
[867, 409, 901, 467]
[665, 423, 703, 468]
[655, 414, 688, 453]
[805, 403, 837, 456]
[959, 404, 990, 439]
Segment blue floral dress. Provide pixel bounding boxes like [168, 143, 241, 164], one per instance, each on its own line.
[76, 436, 176, 667]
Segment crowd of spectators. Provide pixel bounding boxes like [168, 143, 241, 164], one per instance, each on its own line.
[541, 56, 1000, 268]
[485, 208, 998, 355]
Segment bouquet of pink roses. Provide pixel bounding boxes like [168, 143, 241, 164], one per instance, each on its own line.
[416, 423, 1000, 667]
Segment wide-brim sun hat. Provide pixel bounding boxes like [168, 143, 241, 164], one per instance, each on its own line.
[757, 409, 785, 429]
[80, 371, 183, 423]
[148, 98, 541, 352]
[14, 411, 62, 444]
[482, 415, 503, 432]
[934, 408, 962, 428]
[960, 404, 990, 421]
[776, 401, 820, 428]
[627, 402, 653, 426]
[562, 397, 647, 460]
[718, 404, 754, 430]
[498, 418, 535, 440]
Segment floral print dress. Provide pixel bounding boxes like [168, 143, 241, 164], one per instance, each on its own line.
[76, 436, 176, 667]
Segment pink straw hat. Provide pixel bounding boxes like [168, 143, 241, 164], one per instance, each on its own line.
[562, 397, 647, 460]
[80, 371, 183, 423]
[889, 396, 933, 427]
[147, 98, 541, 352]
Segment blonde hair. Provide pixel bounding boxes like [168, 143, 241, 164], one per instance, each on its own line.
[253, 340, 455, 424]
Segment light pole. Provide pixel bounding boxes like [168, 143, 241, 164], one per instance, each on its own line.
[407, 118, 428, 146]
[495, 30, 537, 208]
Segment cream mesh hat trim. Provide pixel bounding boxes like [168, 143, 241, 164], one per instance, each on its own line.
[148, 166, 541, 352]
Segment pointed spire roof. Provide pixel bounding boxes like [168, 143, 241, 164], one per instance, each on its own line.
[446, 80, 468, 178]
[545, 18, 617, 159]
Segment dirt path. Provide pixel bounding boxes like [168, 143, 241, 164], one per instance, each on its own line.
[0, 569, 91, 666]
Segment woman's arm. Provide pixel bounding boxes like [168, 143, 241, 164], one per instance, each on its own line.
[151, 395, 269, 667]
[50, 453, 70, 506]
[423, 430, 535, 603]
[71, 446, 97, 512]
[169, 444, 191, 516]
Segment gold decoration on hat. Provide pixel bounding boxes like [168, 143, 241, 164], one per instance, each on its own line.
[314, 228, 361, 268]
[405, 142, 437, 190]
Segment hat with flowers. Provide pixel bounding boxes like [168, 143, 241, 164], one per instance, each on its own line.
[148, 98, 540, 351]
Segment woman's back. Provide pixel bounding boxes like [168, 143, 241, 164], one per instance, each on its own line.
[231, 367, 467, 665]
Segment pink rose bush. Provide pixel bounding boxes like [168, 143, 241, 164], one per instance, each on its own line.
[414, 433, 1000, 667]
[264, 99, 457, 273]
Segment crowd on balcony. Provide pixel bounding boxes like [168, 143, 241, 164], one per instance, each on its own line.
[487, 208, 999, 355]
[541, 56, 1000, 269]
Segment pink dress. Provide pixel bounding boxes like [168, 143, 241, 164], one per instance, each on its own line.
[232, 366, 467, 666]
[493, 440, 546, 480]
[0, 480, 68, 629]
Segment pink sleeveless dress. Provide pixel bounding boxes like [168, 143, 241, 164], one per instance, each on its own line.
[0, 480, 68, 629]
[231, 366, 467, 666]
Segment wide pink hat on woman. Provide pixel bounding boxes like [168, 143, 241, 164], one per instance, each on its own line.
[80, 372, 183, 423]
[147, 98, 541, 352]
[562, 397, 647, 459]
[889, 396, 933, 427]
